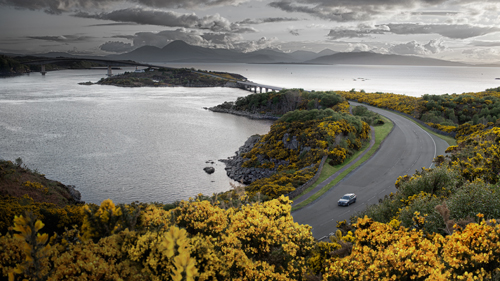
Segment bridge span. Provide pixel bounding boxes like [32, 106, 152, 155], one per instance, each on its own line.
[23, 58, 171, 76]
[236, 81, 283, 93]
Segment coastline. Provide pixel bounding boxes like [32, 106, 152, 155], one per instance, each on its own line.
[208, 107, 280, 120]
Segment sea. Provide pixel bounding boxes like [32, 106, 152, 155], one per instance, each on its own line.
[1, 63, 499, 204]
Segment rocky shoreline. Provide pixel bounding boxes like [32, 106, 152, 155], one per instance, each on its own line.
[220, 135, 276, 184]
[64, 184, 83, 204]
[219, 132, 313, 185]
[208, 107, 279, 120]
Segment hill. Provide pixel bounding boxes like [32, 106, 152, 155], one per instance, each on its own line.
[306, 51, 468, 66]
[0, 55, 30, 75]
[0, 159, 81, 208]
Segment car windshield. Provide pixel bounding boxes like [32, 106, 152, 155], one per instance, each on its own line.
[342, 195, 350, 200]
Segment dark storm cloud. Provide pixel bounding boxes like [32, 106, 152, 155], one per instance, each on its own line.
[386, 23, 500, 39]
[236, 17, 300, 25]
[75, 8, 256, 33]
[269, 1, 372, 21]
[99, 41, 134, 52]
[0, 0, 122, 14]
[134, 0, 246, 9]
[0, 0, 247, 14]
[268, 0, 489, 22]
[27, 35, 92, 42]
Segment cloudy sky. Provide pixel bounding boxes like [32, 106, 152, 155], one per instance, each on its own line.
[1, 0, 499, 63]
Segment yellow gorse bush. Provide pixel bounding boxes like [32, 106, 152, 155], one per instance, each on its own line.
[23, 181, 49, 195]
[449, 127, 500, 183]
[323, 215, 500, 280]
[242, 115, 370, 198]
[1, 196, 316, 280]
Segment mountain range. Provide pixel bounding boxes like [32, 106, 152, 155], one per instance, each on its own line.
[107, 40, 467, 66]
[3, 40, 479, 67]
[106, 40, 338, 64]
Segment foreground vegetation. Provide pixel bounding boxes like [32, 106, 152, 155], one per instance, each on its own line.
[2, 87, 500, 280]
[216, 89, 374, 199]
[339, 88, 500, 138]
[1, 126, 500, 280]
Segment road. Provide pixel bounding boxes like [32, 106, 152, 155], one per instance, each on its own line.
[292, 102, 449, 239]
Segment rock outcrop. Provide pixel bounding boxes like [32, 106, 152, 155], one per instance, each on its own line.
[219, 135, 284, 184]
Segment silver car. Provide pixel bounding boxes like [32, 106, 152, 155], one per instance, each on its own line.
[338, 193, 357, 206]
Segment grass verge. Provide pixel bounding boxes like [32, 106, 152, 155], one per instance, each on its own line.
[291, 144, 369, 202]
[292, 116, 394, 211]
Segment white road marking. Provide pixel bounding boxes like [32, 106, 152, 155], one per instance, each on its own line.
[417, 125, 437, 168]
[320, 209, 352, 226]
[339, 210, 351, 217]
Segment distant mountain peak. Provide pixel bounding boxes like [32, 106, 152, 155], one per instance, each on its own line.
[165, 40, 190, 47]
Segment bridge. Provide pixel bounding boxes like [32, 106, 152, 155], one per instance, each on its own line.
[23, 57, 171, 76]
[236, 81, 283, 93]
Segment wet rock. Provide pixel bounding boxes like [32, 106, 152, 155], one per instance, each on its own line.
[219, 135, 278, 184]
[204, 167, 215, 174]
[65, 185, 82, 203]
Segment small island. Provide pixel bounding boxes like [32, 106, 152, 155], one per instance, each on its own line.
[94, 67, 247, 88]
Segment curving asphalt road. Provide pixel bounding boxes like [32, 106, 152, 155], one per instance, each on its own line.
[292, 102, 449, 239]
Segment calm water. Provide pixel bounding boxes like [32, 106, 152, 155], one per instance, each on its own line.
[1, 63, 499, 204]
[0, 68, 273, 204]
[167, 63, 500, 96]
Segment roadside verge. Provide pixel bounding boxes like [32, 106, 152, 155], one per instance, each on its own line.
[291, 115, 394, 211]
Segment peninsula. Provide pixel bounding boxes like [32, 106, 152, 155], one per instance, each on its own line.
[0, 55, 107, 76]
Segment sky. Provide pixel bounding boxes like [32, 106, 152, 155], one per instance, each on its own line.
[1, 0, 499, 63]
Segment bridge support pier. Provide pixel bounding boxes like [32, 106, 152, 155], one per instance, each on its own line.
[107, 65, 112, 76]
[41, 64, 47, 76]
